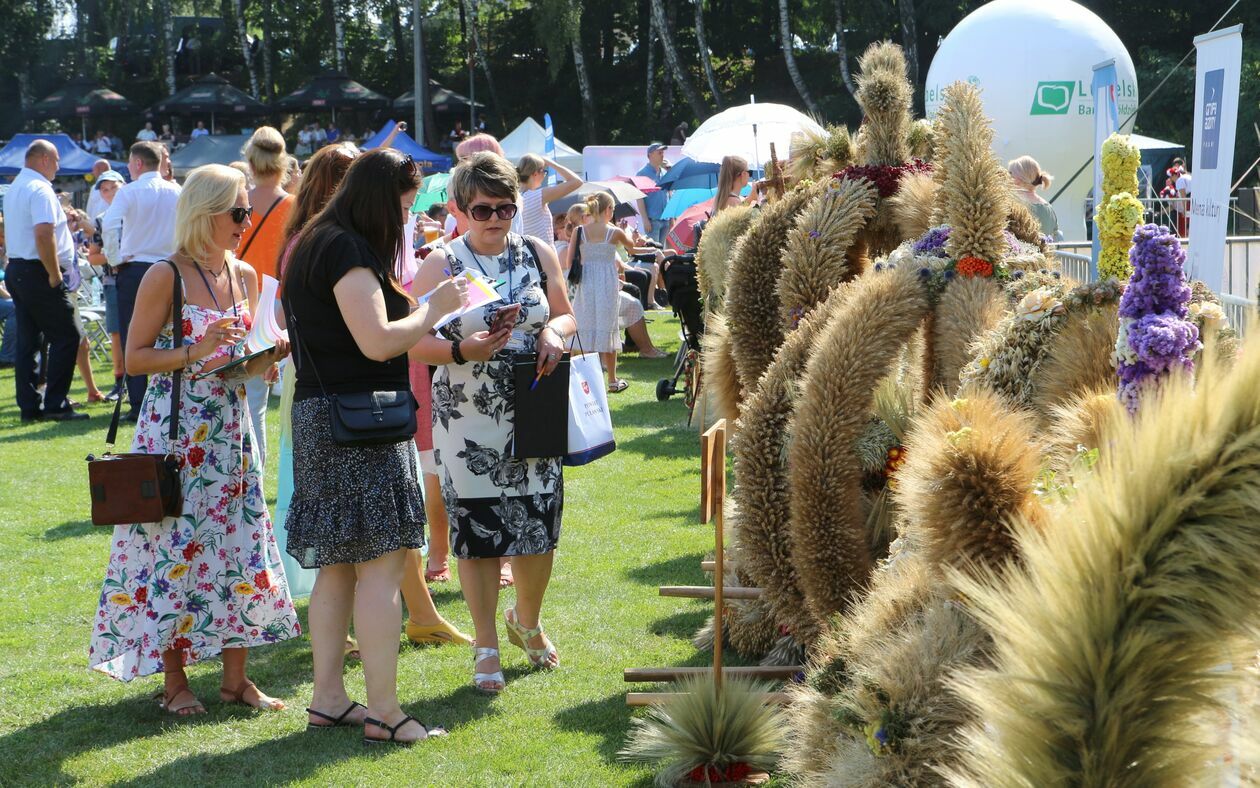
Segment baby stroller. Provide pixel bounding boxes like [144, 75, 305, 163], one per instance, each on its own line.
[655, 252, 705, 419]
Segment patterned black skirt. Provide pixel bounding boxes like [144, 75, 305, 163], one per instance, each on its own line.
[286, 396, 425, 568]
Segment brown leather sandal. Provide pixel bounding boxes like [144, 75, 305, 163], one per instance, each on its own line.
[159, 668, 205, 716]
[220, 679, 284, 711]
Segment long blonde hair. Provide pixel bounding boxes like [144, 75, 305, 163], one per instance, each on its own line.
[714, 155, 748, 216]
[516, 153, 546, 187]
[1008, 155, 1053, 191]
[176, 164, 246, 262]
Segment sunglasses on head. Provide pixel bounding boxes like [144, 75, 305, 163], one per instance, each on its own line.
[400, 153, 418, 177]
[468, 203, 519, 222]
[227, 206, 253, 224]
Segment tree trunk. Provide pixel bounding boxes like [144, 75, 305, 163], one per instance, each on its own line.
[233, 0, 260, 97]
[75, 0, 88, 73]
[778, 0, 820, 116]
[388, 0, 407, 90]
[161, 0, 176, 95]
[647, 0, 706, 120]
[645, 6, 656, 120]
[694, 0, 722, 109]
[571, 27, 597, 143]
[416, 14, 439, 148]
[461, 0, 504, 129]
[897, 0, 919, 89]
[832, 0, 856, 99]
[262, 0, 274, 101]
[332, 0, 347, 72]
[111, 0, 129, 86]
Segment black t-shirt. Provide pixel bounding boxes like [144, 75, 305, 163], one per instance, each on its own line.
[286, 229, 410, 401]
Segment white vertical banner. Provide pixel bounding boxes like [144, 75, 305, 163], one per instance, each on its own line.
[1187, 24, 1243, 293]
[1091, 59, 1120, 281]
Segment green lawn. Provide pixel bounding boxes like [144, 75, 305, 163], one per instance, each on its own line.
[0, 315, 728, 786]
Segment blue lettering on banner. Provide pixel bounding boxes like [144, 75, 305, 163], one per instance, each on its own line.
[1200, 68, 1224, 170]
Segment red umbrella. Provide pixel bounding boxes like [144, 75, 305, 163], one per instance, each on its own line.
[610, 174, 661, 194]
[666, 198, 715, 253]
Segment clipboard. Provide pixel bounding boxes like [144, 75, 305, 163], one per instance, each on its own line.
[511, 353, 570, 458]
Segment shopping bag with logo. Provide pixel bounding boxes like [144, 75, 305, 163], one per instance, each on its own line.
[565, 350, 616, 466]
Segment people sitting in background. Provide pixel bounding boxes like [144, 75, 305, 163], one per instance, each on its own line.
[158, 124, 176, 146]
[1007, 155, 1061, 241]
[136, 122, 157, 142]
[311, 122, 328, 150]
[190, 121, 210, 139]
[92, 131, 114, 156]
[447, 121, 468, 150]
[515, 154, 583, 250]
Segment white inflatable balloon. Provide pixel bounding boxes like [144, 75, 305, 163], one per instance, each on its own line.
[925, 0, 1138, 241]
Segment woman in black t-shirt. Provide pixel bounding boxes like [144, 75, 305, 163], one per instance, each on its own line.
[282, 149, 467, 745]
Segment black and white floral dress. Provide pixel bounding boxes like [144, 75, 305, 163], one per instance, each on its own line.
[433, 233, 563, 559]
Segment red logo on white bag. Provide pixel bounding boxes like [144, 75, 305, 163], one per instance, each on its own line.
[581, 381, 590, 395]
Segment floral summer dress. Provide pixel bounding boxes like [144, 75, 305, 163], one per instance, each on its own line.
[433, 233, 563, 559]
[89, 281, 300, 681]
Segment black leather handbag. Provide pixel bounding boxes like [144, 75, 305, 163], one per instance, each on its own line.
[285, 297, 417, 449]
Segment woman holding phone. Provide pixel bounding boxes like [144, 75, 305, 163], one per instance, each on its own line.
[89, 164, 299, 714]
[412, 152, 576, 694]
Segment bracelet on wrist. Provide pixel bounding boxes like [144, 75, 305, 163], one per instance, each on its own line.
[450, 339, 467, 365]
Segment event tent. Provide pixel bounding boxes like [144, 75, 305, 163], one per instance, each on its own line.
[148, 74, 269, 130]
[274, 72, 390, 123]
[169, 134, 251, 177]
[393, 80, 484, 115]
[499, 118, 582, 174]
[27, 77, 136, 140]
[362, 121, 452, 172]
[0, 133, 119, 176]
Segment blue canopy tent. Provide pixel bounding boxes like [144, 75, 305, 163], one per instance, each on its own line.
[0, 133, 125, 176]
[658, 156, 720, 190]
[363, 121, 452, 173]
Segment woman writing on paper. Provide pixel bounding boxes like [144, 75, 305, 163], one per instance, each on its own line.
[89, 164, 299, 714]
[411, 152, 576, 694]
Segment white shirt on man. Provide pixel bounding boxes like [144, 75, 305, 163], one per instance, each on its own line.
[101, 171, 181, 267]
[3, 167, 77, 284]
[93, 138, 113, 155]
[86, 185, 108, 221]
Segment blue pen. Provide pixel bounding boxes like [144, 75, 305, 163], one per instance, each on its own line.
[529, 368, 544, 391]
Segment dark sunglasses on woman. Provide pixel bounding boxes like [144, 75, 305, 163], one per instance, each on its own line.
[468, 203, 519, 222]
[228, 206, 253, 224]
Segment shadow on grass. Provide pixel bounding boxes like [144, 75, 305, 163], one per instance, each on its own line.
[553, 691, 637, 764]
[0, 415, 104, 444]
[44, 518, 94, 540]
[625, 552, 706, 587]
[646, 608, 710, 641]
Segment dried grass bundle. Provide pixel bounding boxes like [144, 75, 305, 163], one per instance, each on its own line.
[855, 42, 912, 167]
[788, 264, 930, 621]
[935, 82, 1009, 265]
[696, 204, 756, 308]
[1029, 304, 1119, 418]
[777, 177, 878, 329]
[702, 314, 744, 424]
[947, 337, 1260, 787]
[929, 276, 1006, 395]
[888, 171, 939, 241]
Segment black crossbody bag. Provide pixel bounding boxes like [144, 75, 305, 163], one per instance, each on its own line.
[284, 279, 417, 448]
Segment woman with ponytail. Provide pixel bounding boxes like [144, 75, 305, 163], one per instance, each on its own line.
[1008, 155, 1061, 240]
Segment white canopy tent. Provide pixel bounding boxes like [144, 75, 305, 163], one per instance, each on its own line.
[499, 118, 584, 174]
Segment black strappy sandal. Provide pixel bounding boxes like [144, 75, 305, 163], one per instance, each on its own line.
[363, 715, 447, 746]
[306, 701, 366, 730]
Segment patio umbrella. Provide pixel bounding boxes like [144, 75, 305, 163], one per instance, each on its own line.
[593, 179, 647, 204]
[657, 156, 720, 190]
[394, 80, 484, 114]
[682, 102, 824, 170]
[666, 199, 716, 253]
[548, 181, 647, 216]
[274, 72, 390, 124]
[410, 172, 451, 213]
[28, 77, 136, 140]
[661, 188, 716, 220]
[149, 73, 268, 131]
[609, 174, 660, 193]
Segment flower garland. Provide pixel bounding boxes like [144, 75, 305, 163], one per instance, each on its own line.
[1114, 224, 1199, 412]
[836, 159, 933, 199]
[1094, 134, 1143, 281]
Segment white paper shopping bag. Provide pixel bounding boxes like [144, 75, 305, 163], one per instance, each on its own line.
[564, 352, 616, 466]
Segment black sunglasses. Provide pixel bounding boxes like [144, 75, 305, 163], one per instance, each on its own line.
[400, 153, 418, 176]
[468, 203, 519, 222]
[227, 206, 253, 224]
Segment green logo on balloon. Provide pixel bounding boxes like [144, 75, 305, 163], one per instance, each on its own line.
[1030, 81, 1075, 115]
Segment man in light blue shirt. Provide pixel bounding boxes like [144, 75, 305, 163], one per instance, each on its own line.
[636, 143, 671, 245]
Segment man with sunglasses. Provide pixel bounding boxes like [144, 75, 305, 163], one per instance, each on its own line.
[101, 141, 182, 421]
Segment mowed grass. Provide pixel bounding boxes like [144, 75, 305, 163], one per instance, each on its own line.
[0, 315, 728, 786]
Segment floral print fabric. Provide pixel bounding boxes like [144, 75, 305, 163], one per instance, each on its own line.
[434, 233, 563, 559]
[89, 297, 300, 681]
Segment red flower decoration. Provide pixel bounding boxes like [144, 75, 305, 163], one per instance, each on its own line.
[687, 763, 754, 783]
[181, 541, 204, 562]
[181, 318, 194, 338]
[956, 257, 994, 278]
[187, 446, 206, 468]
[836, 159, 933, 199]
[254, 570, 271, 592]
[172, 636, 192, 651]
[134, 586, 148, 604]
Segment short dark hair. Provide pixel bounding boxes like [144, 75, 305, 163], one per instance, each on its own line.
[130, 141, 163, 168]
[450, 151, 519, 211]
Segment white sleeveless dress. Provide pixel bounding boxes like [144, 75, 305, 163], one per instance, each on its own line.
[571, 225, 622, 353]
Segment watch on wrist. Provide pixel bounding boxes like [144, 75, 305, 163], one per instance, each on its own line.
[450, 339, 467, 365]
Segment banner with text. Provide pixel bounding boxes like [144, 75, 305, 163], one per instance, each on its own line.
[1187, 24, 1243, 293]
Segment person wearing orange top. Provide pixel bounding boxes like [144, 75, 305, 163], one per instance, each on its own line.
[235, 128, 295, 471]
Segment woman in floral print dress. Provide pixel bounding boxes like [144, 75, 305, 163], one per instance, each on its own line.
[89, 164, 300, 716]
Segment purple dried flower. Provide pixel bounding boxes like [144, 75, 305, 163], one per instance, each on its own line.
[912, 225, 951, 257]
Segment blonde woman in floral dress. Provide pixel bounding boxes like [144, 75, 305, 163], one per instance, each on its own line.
[89, 164, 300, 716]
